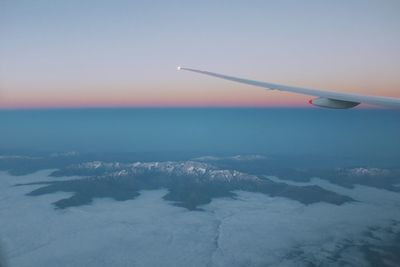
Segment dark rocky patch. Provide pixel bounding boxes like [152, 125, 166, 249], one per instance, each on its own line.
[16, 161, 353, 210]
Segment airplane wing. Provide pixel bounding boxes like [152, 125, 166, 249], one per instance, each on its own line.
[178, 67, 400, 109]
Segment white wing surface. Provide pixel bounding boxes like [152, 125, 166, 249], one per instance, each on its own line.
[178, 67, 400, 109]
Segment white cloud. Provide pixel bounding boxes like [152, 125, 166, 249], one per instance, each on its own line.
[192, 154, 268, 162]
[0, 155, 42, 160]
[0, 171, 399, 267]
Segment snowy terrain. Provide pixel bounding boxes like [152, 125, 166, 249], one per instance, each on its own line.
[1, 170, 400, 267]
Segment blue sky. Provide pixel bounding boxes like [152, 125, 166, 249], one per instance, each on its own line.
[1, 0, 400, 108]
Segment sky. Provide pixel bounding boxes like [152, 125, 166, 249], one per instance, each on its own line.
[1, 0, 400, 108]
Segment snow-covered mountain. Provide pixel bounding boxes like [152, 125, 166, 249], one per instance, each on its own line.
[21, 158, 356, 211]
[72, 160, 261, 183]
[344, 167, 391, 177]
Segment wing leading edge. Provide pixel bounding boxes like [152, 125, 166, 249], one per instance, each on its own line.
[178, 67, 400, 109]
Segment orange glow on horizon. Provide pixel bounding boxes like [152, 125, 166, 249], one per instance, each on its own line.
[1, 80, 398, 109]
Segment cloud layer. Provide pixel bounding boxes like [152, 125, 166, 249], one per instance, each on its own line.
[0, 170, 399, 267]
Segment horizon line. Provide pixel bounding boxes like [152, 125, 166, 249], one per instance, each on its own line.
[0, 105, 383, 111]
